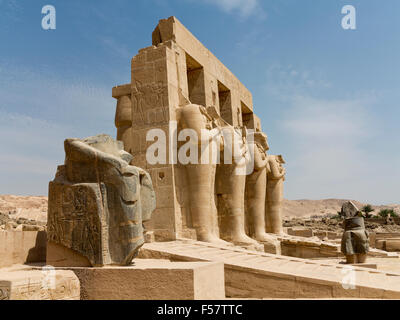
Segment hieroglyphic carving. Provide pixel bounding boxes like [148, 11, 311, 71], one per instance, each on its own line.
[47, 181, 102, 265]
[132, 80, 168, 125]
[47, 134, 156, 266]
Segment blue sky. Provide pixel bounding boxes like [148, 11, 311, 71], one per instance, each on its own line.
[0, 0, 399, 204]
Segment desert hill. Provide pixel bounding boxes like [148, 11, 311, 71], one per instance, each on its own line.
[0, 195, 399, 222]
[282, 199, 400, 218]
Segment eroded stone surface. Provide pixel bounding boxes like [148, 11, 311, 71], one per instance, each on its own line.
[340, 202, 369, 264]
[47, 134, 155, 266]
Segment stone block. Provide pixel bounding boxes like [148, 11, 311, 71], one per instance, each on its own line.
[350, 263, 377, 269]
[287, 227, 313, 238]
[0, 231, 46, 268]
[0, 266, 80, 300]
[385, 239, 400, 252]
[65, 260, 225, 300]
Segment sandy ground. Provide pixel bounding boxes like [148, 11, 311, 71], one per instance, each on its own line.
[0, 195, 47, 223]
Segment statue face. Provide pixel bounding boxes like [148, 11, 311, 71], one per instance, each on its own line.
[92, 145, 145, 265]
[253, 132, 269, 151]
[103, 163, 143, 264]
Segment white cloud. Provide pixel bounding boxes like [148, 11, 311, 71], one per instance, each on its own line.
[280, 95, 379, 202]
[283, 95, 370, 141]
[279, 93, 400, 204]
[0, 61, 115, 134]
[201, 0, 264, 18]
[0, 110, 71, 195]
[260, 63, 400, 204]
[0, 62, 118, 196]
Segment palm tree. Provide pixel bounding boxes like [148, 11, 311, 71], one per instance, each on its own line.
[378, 209, 398, 218]
[361, 205, 374, 218]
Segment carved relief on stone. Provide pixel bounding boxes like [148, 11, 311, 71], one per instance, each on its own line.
[131, 80, 168, 126]
[47, 134, 156, 266]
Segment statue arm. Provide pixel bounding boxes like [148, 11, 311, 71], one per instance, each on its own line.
[268, 159, 285, 179]
[254, 149, 268, 171]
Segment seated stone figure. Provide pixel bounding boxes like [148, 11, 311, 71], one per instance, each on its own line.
[340, 201, 369, 264]
[47, 134, 156, 267]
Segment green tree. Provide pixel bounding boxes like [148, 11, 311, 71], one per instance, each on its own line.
[378, 209, 398, 218]
[361, 204, 374, 218]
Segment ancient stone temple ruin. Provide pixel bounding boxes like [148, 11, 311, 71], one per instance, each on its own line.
[112, 16, 285, 247]
[4, 16, 400, 301]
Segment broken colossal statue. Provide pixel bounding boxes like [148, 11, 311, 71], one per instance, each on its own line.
[47, 134, 156, 267]
[340, 201, 369, 264]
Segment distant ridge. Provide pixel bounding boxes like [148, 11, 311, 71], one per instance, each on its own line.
[283, 199, 400, 218]
[0, 195, 399, 221]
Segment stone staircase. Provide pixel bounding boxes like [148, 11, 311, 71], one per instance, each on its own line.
[140, 239, 400, 299]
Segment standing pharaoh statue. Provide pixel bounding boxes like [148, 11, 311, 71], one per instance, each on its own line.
[265, 155, 286, 235]
[245, 132, 280, 248]
[216, 125, 259, 246]
[177, 104, 229, 245]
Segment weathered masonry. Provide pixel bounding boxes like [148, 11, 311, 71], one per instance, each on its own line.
[113, 16, 264, 241]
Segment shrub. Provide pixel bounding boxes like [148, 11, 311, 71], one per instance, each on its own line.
[378, 209, 399, 218]
[361, 204, 374, 218]
[361, 204, 374, 213]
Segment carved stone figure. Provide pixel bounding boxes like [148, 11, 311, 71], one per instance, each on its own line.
[47, 134, 156, 267]
[265, 155, 286, 235]
[115, 94, 133, 143]
[216, 126, 258, 246]
[245, 132, 279, 244]
[340, 201, 369, 264]
[177, 104, 228, 245]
